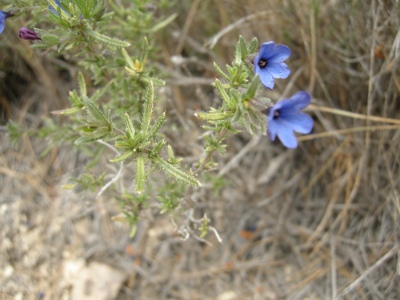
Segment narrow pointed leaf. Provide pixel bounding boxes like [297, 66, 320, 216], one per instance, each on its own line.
[74, 134, 107, 145]
[234, 39, 242, 65]
[41, 35, 60, 45]
[148, 13, 178, 33]
[140, 37, 149, 62]
[78, 72, 87, 96]
[153, 139, 166, 154]
[239, 35, 248, 59]
[82, 95, 109, 125]
[214, 79, 234, 108]
[167, 145, 175, 162]
[146, 112, 165, 140]
[196, 110, 231, 121]
[248, 37, 258, 54]
[141, 81, 155, 133]
[51, 106, 83, 115]
[124, 113, 135, 139]
[135, 154, 146, 194]
[110, 150, 135, 163]
[74, 0, 94, 18]
[122, 48, 136, 70]
[213, 62, 230, 81]
[152, 157, 200, 188]
[245, 74, 260, 100]
[84, 28, 131, 48]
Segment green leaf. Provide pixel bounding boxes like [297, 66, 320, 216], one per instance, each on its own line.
[31, 43, 53, 50]
[74, 0, 94, 18]
[82, 95, 109, 125]
[226, 64, 234, 77]
[121, 48, 136, 70]
[141, 81, 155, 133]
[74, 134, 107, 145]
[51, 106, 82, 115]
[110, 150, 136, 163]
[152, 139, 166, 155]
[248, 37, 258, 54]
[140, 37, 149, 63]
[135, 154, 146, 194]
[229, 89, 242, 104]
[196, 110, 232, 121]
[129, 224, 137, 238]
[47, 0, 70, 19]
[69, 90, 82, 106]
[146, 112, 165, 140]
[41, 35, 60, 45]
[48, 11, 69, 27]
[213, 62, 230, 82]
[84, 28, 131, 48]
[152, 157, 200, 188]
[78, 72, 87, 96]
[214, 79, 234, 108]
[238, 35, 248, 60]
[234, 38, 242, 65]
[124, 113, 135, 139]
[167, 145, 182, 165]
[244, 74, 260, 100]
[147, 13, 178, 33]
[92, 0, 105, 20]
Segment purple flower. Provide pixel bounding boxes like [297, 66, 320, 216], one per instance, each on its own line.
[254, 41, 291, 89]
[0, 10, 13, 34]
[267, 91, 313, 149]
[19, 28, 41, 40]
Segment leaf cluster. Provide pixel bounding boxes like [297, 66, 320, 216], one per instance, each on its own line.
[198, 36, 269, 136]
[111, 82, 200, 193]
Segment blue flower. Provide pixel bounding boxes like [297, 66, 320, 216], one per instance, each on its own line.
[267, 91, 313, 149]
[0, 10, 13, 34]
[254, 41, 291, 89]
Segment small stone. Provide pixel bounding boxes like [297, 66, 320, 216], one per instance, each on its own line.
[4, 265, 14, 277]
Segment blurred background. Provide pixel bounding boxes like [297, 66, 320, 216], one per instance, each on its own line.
[1, 0, 399, 299]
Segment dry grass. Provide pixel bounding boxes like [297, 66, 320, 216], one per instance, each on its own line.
[1, 0, 400, 299]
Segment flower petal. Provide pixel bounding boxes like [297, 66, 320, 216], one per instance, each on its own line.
[267, 118, 279, 141]
[257, 41, 276, 60]
[257, 68, 274, 89]
[280, 113, 314, 134]
[268, 118, 298, 148]
[279, 91, 311, 115]
[0, 11, 6, 34]
[278, 128, 298, 148]
[266, 62, 291, 79]
[268, 45, 291, 62]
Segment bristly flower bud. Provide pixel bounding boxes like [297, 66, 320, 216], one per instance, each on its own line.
[19, 28, 41, 40]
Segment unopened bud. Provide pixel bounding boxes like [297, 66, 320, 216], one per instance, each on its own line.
[19, 28, 41, 41]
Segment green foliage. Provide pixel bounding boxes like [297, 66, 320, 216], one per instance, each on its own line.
[198, 37, 267, 132]
[70, 172, 105, 192]
[10, 1, 270, 240]
[198, 216, 209, 238]
[111, 81, 200, 190]
[195, 36, 269, 171]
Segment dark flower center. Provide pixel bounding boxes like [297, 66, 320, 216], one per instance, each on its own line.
[258, 58, 268, 68]
[273, 110, 280, 119]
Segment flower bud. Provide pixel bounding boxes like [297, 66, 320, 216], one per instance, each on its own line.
[19, 28, 41, 41]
